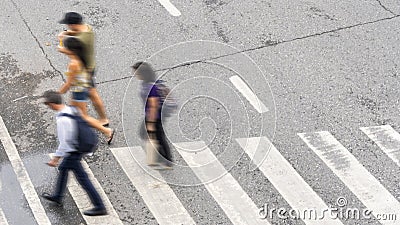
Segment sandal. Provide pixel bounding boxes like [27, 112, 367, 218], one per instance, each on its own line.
[107, 129, 115, 145]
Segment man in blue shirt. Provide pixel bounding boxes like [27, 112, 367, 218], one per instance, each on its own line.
[41, 90, 107, 216]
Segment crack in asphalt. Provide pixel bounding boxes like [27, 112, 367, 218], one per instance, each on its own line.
[97, 14, 400, 85]
[96, 60, 203, 85]
[8, 0, 398, 86]
[10, 0, 400, 85]
[375, 0, 396, 16]
[206, 14, 400, 64]
[9, 1, 397, 87]
[9, 0, 65, 82]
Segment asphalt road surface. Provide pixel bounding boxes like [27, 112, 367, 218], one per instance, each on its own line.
[1, 0, 400, 224]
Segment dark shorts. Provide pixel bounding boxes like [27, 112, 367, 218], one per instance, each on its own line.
[72, 90, 89, 102]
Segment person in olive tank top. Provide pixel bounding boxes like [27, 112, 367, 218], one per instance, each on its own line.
[58, 12, 110, 127]
[58, 37, 115, 145]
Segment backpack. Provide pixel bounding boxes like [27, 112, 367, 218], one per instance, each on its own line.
[155, 80, 178, 117]
[60, 108, 98, 153]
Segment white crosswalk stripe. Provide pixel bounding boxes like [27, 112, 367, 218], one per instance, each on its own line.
[0, 116, 51, 225]
[0, 208, 9, 225]
[1, 111, 122, 225]
[48, 153, 123, 225]
[299, 131, 400, 225]
[236, 137, 344, 225]
[111, 147, 195, 225]
[360, 125, 400, 166]
[230, 75, 269, 113]
[0, 178, 8, 225]
[157, 0, 181, 16]
[174, 141, 268, 225]
[5, 116, 400, 224]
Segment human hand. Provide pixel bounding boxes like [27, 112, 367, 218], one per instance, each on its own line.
[146, 122, 156, 132]
[57, 31, 66, 41]
[46, 158, 59, 167]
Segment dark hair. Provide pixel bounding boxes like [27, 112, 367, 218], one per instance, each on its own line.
[132, 61, 156, 82]
[42, 90, 63, 104]
[63, 37, 88, 69]
[59, 12, 83, 24]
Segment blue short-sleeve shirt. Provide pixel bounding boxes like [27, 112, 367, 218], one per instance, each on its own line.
[140, 82, 161, 119]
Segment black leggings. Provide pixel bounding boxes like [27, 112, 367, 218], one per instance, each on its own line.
[154, 119, 172, 162]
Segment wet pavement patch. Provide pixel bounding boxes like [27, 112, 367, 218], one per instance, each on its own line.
[0, 53, 58, 155]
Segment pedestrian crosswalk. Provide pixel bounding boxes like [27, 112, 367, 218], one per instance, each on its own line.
[0, 208, 9, 225]
[299, 131, 400, 225]
[175, 141, 267, 225]
[0, 117, 51, 225]
[111, 147, 195, 225]
[2, 122, 400, 224]
[48, 154, 123, 225]
[0, 178, 8, 225]
[360, 125, 400, 167]
[236, 137, 344, 225]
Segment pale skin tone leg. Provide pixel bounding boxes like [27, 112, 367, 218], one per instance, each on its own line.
[83, 114, 113, 138]
[70, 100, 87, 115]
[59, 26, 109, 125]
[88, 88, 109, 125]
[70, 100, 113, 138]
[57, 40, 113, 141]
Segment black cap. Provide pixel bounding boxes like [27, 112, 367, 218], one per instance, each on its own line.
[59, 12, 83, 24]
[42, 91, 62, 104]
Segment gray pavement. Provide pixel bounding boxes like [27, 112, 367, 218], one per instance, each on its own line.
[1, 0, 400, 224]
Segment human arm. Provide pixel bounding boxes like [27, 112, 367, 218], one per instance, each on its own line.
[57, 30, 79, 40]
[58, 61, 79, 94]
[47, 116, 75, 167]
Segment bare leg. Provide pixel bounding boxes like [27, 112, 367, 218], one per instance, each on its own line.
[71, 100, 113, 140]
[70, 101, 88, 116]
[83, 115, 113, 138]
[89, 88, 109, 125]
